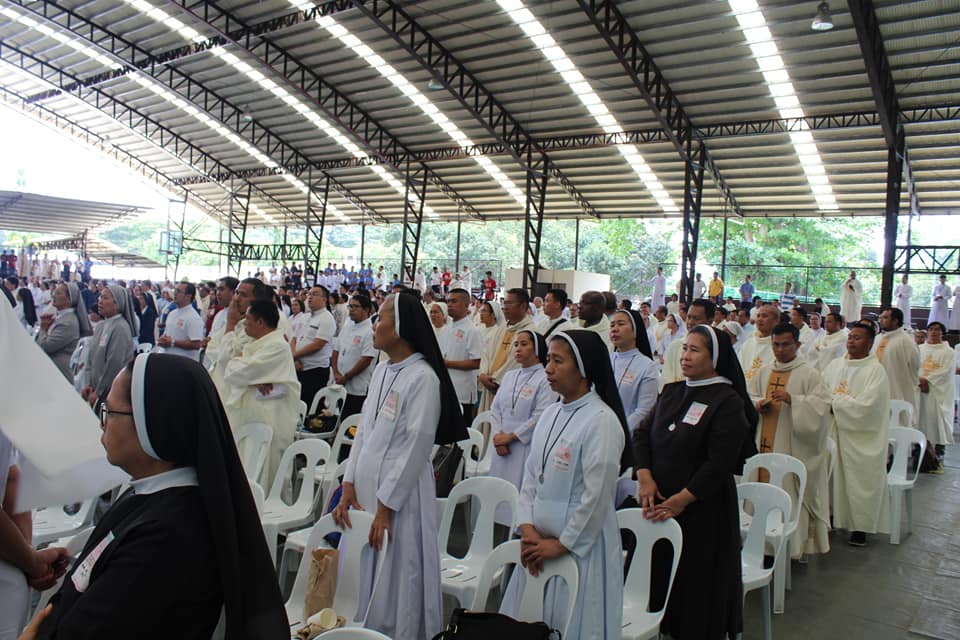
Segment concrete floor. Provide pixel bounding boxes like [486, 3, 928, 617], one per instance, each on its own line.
[742, 442, 960, 640]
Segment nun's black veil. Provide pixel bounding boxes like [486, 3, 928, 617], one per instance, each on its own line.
[517, 329, 549, 366]
[551, 330, 635, 473]
[393, 292, 468, 445]
[616, 309, 653, 359]
[133, 353, 288, 638]
[688, 325, 759, 467]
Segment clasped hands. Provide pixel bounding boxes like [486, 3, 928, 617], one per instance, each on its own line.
[518, 524, 566, 577]
[493, 432, 518, 456]
[637, 471, 692, 522]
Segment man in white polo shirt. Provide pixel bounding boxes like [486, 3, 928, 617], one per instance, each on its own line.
[156, 282, 203, 360]
[442, 287, 484, 430]
[331, 293, 377, 419]
[292, 285, 336, 406]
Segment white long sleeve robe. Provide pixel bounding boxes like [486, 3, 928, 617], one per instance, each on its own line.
[917, 342, 956, 446]
[894, 283, 913, 327]
[738, 333, 774, 385]
[810, 329, 848, 373]
[826, 354, 891, 534]
[874, 328, 920, 424]
[343, 354, 442, 640]
[611, 349, 659, 432]
[500, 391, 624, 640]
[930, 283, 952, 325]
[948, 286, 960, 332]
[840, 278, 863, 322]
[748, 358, 832, 556]
[222, 328, 301, 487]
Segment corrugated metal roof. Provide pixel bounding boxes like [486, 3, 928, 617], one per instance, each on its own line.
[0, 189, 147, 235]
[0, 0, 955, 230]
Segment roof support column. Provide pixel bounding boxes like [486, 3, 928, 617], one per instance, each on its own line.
[523, 153, 548, 292]
[226, 183, 252, 277]
[882, 129, 905, 308]
[681, 139, 705, 304]
[400, 158, 427, 283]
[305, 170, 329, 281]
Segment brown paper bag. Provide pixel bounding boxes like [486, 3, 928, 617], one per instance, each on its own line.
[304, 548, 339, 619]
[295, 616, 346, 640]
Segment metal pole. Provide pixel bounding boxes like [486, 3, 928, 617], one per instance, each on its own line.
[360, 223, 366, 267]
[574, 219, 580, 271]
[720, 215, 729, 281]
[455, 219, 462, 272]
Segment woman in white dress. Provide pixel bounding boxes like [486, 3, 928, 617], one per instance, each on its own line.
[500, 330, 630, 640]
[334, 292, 466, 640]
[609, 309, 659, 433]
[658, 312, 685, 363]
[488, 330, 556, 524]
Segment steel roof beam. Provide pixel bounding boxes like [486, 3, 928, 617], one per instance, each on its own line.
[577, 0, 741, 219]
[5, 0, 381, 222]
[169, 0, 482, 221]
[0, 42, 310, 228]
[352, 0, 600, 221]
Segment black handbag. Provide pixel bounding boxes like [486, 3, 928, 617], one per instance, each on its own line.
[432, 443, 463, 498]
[432, 608, 557, 640]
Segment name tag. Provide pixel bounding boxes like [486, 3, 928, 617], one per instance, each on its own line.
[380, 390, 399, 422]
[72, 531, 115, 593]
[176, 319, 185, 329]
[553, 440, 572, 472]
[455, 330, 464, 342]
[682, 402, 708, 426]
[519, 384, 535, 400]
[352, 336, 362, 347]
[621, 370, 636, 386]
[99, 335, 108, 348]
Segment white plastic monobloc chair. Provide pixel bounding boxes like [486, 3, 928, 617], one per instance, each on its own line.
[299, 386, 348, 441]
[888, 426, 926, 544]
[457, 427, 486, 479]
[32, 499, 97, 546]
[137, 342, 153, 353]
[888, 399, 914, 429]
[469, 411, 495, 477]
[315, 629, 392, 640]
[469, 540, 579, 639]
[617, 509, 683, 640]
[284, 512, 389, 630]
[740, 453, 806, 614]
[297, 400, 308, 428]
[438, 476, 519, 607]
[261, 439, 330, 554]
[234, 422, 274, 483]
[739, 482, 791, 640]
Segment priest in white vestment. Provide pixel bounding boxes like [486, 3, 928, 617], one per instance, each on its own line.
[206, 279, 266, 396]
[917, 322, 955, 461]
[810, 312, 848, 373]
[894, 274, 913, 327]
[222, 299, 300, 487]
[738, 303, 778, 385]
[948, 285, 960, 332]
[839, 271, 863, 324]
[748, 325, 831, 557]
[642, 267, 667, 309]
[929, 275, 951, 326]
[577, 290, 613, 351]
[827, 324, 891, 545]
[875, 308, 920, 424]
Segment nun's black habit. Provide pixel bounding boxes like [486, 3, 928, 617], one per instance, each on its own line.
[38, 353, 288, 640]
[632, 325, 754, 640]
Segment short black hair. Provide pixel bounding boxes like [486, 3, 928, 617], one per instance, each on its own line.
[506, 288, 530, 306]
[852, 321, 876, 340]
[690, 299, 716, 319]
[351, 294, 373, 312]
[545, 288, 568, 307]
[792, 306, 808, 320]
[621, 299, 632, 310]
[448, 287, 470, 301]
[180, 282, 196, 298]
[247, 298, 279, 329]
[602, 291, 617, 311]
[219, 276, 240, 291]
[882, 306, 904, 328]
[772, 323, 800, 341]
[928, 321, 946, 332]
[240, 277, 270, 300]
[827, 312, 844, 324]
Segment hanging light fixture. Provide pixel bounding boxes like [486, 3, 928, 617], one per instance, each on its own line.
[811, 2, 834, 31]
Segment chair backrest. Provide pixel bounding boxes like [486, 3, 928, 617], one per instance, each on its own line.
[889, 399, 914, 429]
[741, 453, 807, 526]
[331, 413, 362, 462]
[617, 509, 683, 620]
[888, 426, 927, 484]
[315, 629, 392, 640]
[234, 422, 274, 482]
[266, 439, 331, 510]
[310, 386, 347, 417]
[438, 477, 519, 558]
[285, 512, 388, 626]
[471, 410, 495, 457]
[32, 499, 97, 545]
[137, 342, 152, 353]
[470, 540, 578, 637]
[457, 428, 486, 476]
[738, 482, 791, 570]
[825, 436, 837, 480]
[298, 400, 308, 428]
[248, 479, 265, 515]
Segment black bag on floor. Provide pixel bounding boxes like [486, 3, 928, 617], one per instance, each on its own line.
[431, 608, 556, 640]
[433, 443, 463, 498]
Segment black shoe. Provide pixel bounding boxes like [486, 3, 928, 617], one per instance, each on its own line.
[848, 531, 867, 547]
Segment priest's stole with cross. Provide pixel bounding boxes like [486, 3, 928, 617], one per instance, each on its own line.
[757, 369, 793, 482]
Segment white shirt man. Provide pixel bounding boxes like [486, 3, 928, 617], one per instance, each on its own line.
[748, 325, 832, 558]
[827, 324, 891, 545]
[441, 289, 484, 428]
[643, 268, 667, 309]
[693, 275, 706, 300]
[894, 275, 913, 328]
[332, 302, 377, 419]
[929, 276, 951, 326]
[157, 284, 204, 360]
[840, 271, 863, 323]
[292, 287, 337, 405]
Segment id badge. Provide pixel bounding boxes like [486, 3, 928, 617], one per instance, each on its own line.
[682, 402, 708, 426]
[380, 390, 399, 422]
[519, 384, 535, 400]
[553, 439, 572, 472]
[72, 531, 115, 593]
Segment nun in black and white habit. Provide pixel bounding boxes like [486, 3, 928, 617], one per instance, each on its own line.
[335, 292, 467, 640]
[35, 353, 288, 640]
[500, 330, 632, 640]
